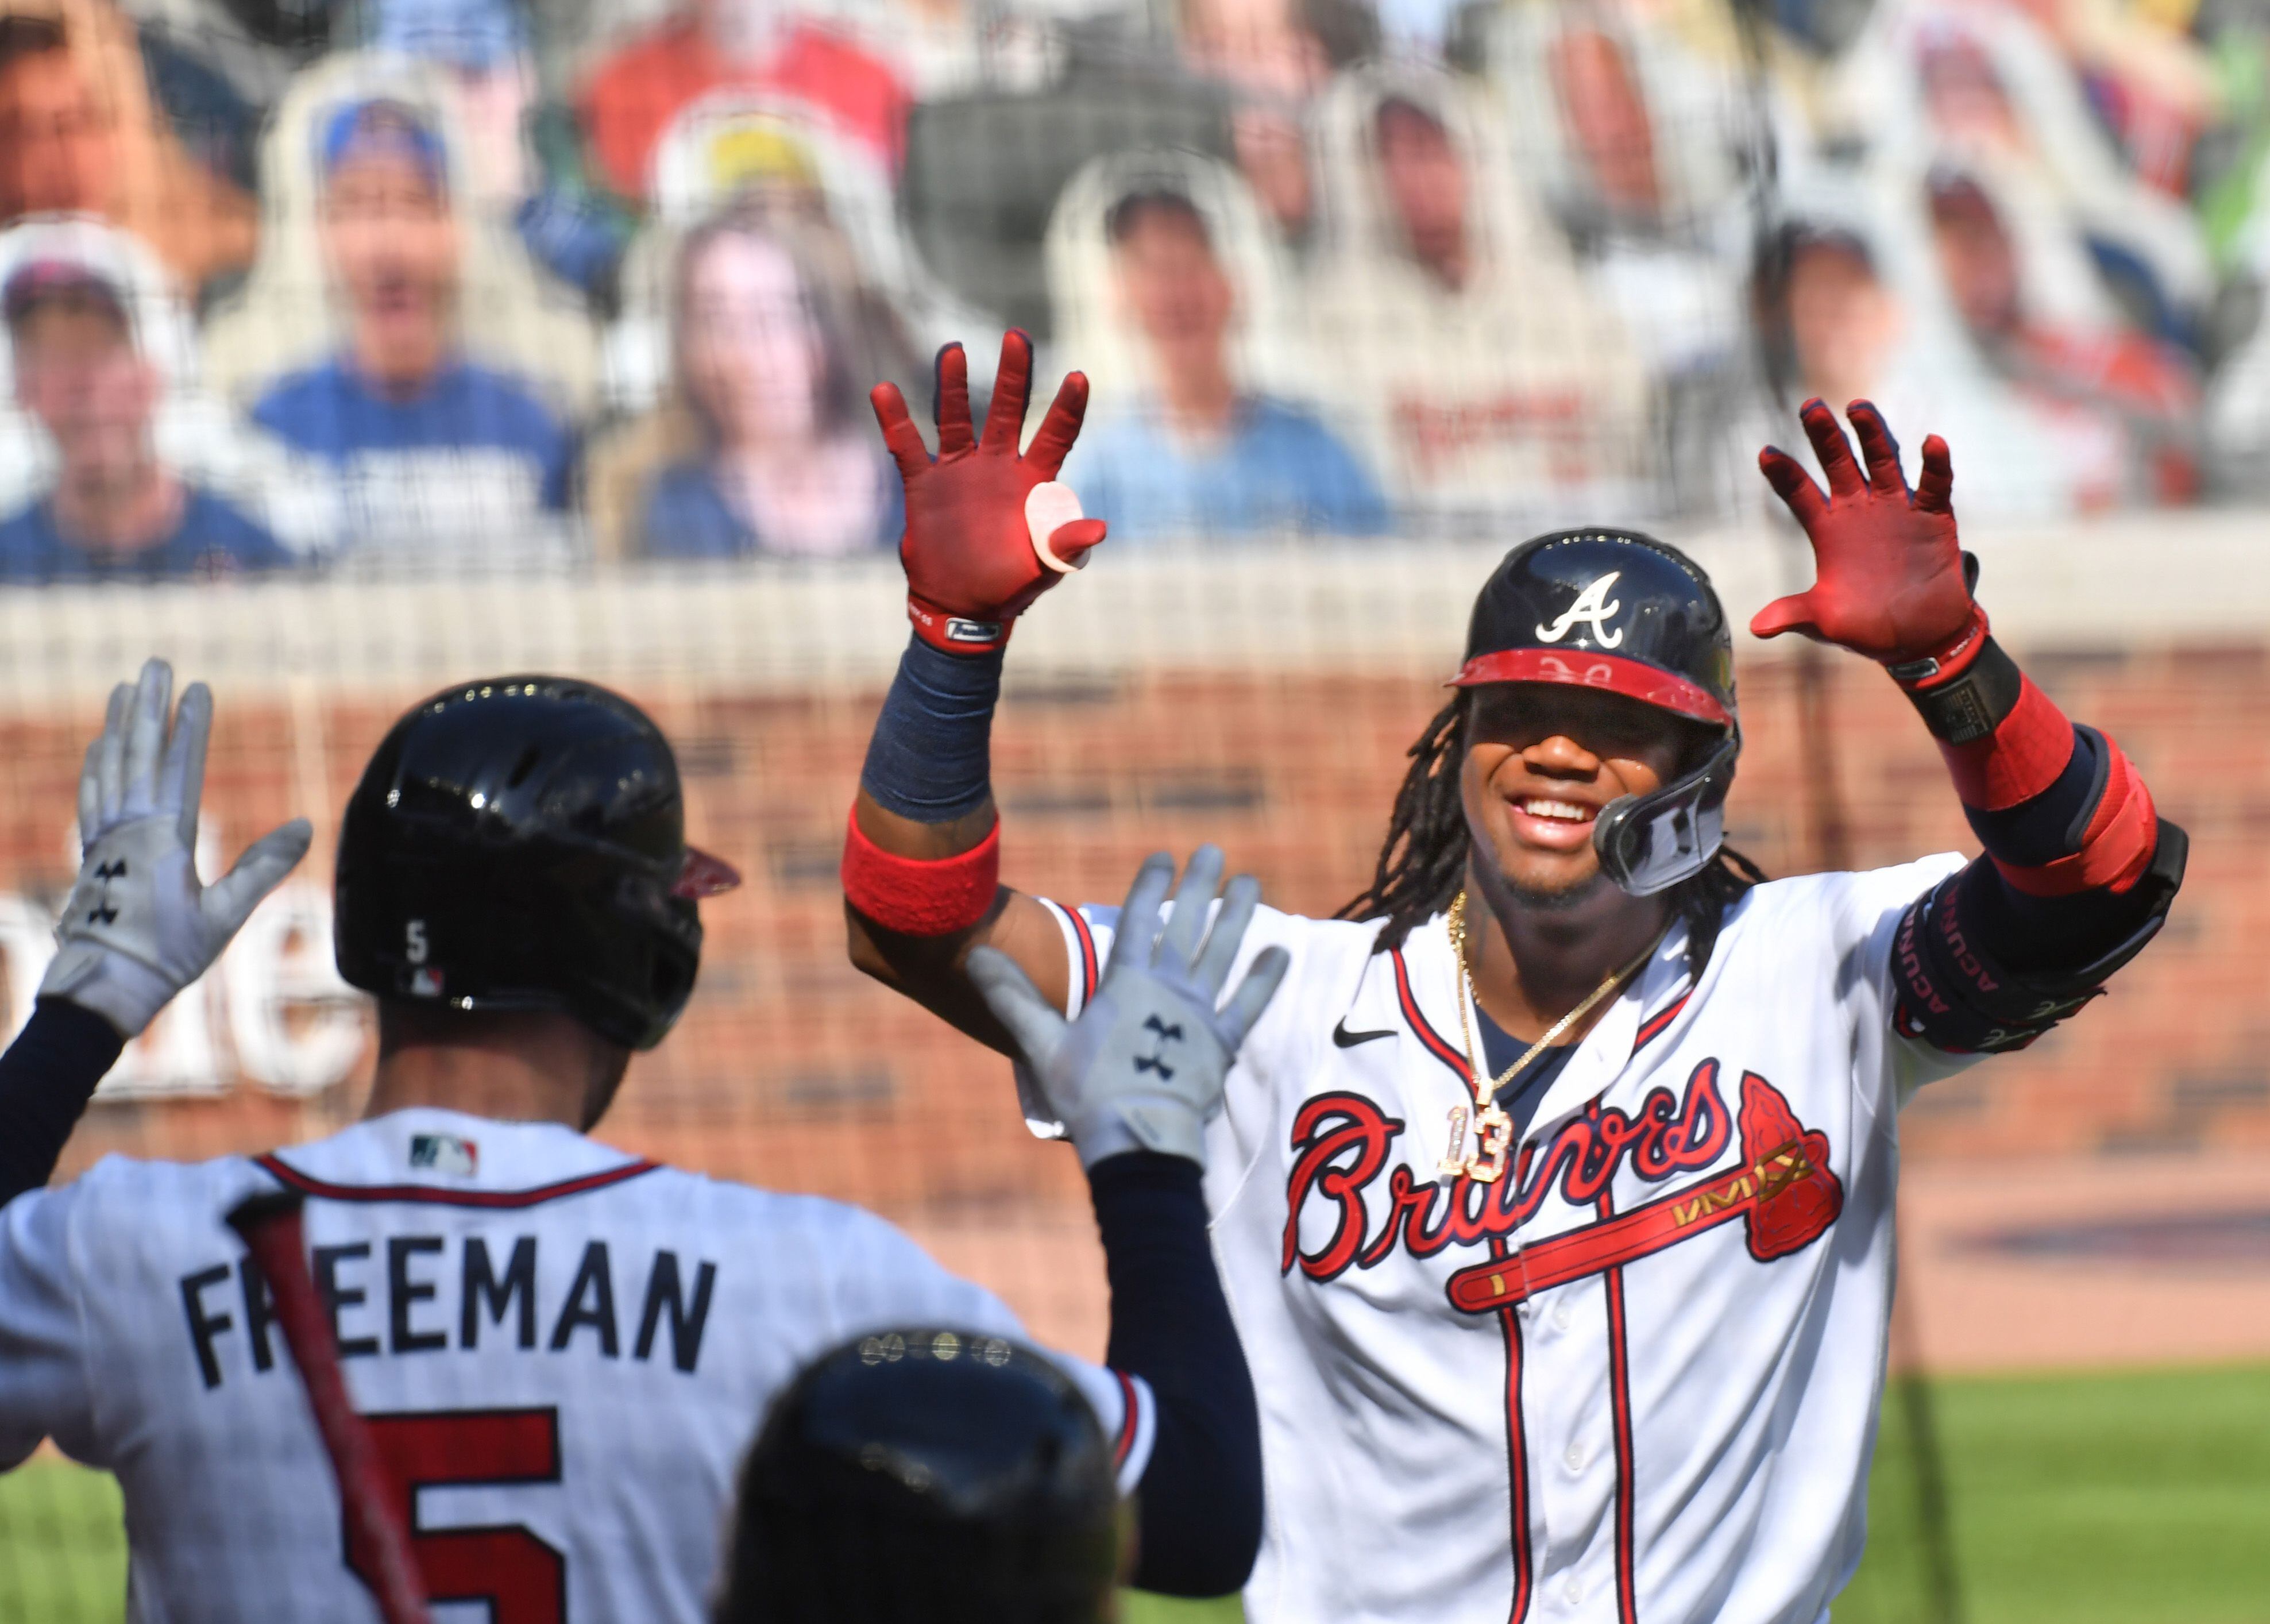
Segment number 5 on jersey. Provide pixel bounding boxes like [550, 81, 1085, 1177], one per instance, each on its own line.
[349, 1407, 565, 1624]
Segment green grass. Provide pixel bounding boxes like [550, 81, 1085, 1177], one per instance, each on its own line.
[0, 1455, 123, 1623]
[6, 1365, 2266, 1623]
[1837, 1363, 2270, 1624]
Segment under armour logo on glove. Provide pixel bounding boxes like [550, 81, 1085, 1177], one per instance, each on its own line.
[89, 858, 128, 925]
[1134, 1015, 1183, 1079]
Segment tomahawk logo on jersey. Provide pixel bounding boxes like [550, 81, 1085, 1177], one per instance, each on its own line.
[1037, 862, 1956, 1624]
[0, 1108, 1151, 1624]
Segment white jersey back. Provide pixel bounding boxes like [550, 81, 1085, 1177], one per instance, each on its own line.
[0, 1108, 1148, 1624]
[1040, 857, 1972, 1624]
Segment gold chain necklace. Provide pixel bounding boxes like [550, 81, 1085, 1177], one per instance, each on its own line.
[1437, 890, 1658, 1185]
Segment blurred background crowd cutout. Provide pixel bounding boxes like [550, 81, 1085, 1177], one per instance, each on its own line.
[13, 0, 2270, 569]
[0, 0, 2266, 1618]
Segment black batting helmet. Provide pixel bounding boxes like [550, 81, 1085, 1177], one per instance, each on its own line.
[1453, 530, 1740, 896]
[334, 676, 738, 1050]
[716, 1329, 1122, 1624]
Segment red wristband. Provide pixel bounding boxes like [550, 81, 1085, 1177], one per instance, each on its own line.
[908, 594, 1013, 656]
[841, 810, 1001, 936]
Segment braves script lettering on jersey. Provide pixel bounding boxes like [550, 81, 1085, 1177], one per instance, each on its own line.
[0, 1107, 1151, 1623]
[1037, 855, 1971, 1624]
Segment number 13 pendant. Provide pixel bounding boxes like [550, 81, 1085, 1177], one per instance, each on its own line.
[1439, 1101, 1514, 1183]
[1437, 1105, 1472, 1177]
[1464, 1102, 1513, 1184]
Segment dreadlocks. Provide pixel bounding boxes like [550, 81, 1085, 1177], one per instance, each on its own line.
[1337, 695, 1767, 981]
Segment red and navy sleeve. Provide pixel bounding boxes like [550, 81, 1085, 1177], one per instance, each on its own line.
[1888, 634, 2185, 1054]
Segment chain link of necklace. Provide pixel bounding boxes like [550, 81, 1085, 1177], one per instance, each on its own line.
[1437, 892, 1665, 1183]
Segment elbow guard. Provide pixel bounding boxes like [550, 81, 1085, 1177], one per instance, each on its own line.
[1890, 822, 2187, 1055]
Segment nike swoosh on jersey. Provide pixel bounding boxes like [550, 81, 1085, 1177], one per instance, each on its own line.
[1331, 1018, 1397, 1048]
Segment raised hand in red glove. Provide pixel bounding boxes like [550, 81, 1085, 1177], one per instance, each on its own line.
[870, 330, 1108, 655]
[1753, 399, 1983, 674]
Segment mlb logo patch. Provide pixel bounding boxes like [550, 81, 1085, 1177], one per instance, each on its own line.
[410, 966, 444, 997]
[410, 1133, 478, 1177]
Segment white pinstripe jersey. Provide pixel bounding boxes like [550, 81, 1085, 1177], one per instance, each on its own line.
[1038, 856, 1976, 1624]
[0, 1108, 1151, 1624]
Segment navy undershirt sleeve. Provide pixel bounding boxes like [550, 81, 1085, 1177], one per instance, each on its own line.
[0, 998, 125, 1207]
[1086, 1150, 1261, 1598]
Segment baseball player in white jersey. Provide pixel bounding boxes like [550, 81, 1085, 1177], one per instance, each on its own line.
[0, 661, 1284, 1620]
[844, 343, 2186, 1621]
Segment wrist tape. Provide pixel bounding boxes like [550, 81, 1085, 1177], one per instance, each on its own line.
[841, 812, 1000, 936]
[1895, 614, 2163, 898]
[908, 594, 1012, 656]
[1886, 604, 2003, 746]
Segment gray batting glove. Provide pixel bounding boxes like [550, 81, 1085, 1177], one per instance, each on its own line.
[968, 846, 1291, 1169]
[40, 660, 314, 1039]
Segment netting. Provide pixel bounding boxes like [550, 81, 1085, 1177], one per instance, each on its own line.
[1, 0, 2267, 1617]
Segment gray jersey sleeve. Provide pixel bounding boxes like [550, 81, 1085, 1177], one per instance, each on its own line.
[0, 1182, 99, 1469]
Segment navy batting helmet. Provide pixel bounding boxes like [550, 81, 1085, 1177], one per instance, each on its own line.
[334, 676, 738, 1050]
[716, 1329, 1122, 1624]
[1453, 530, 1740, 896]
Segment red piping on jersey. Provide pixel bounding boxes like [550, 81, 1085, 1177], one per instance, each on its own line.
[1389, 948, 1473, 1085]
[256, 1154, 661, 1208]
[1063, 904, 1099, 1008]
[1597, 1183, 1640, 1624]
[1631, 992, 1689, 1055]
[1492, 1235, 1534, 1624]
[1110, 1369, 1140, 1469]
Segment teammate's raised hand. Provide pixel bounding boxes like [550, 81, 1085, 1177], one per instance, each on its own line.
[967, 846, 1290, 1168]
[870, 330, 1108, 656]
[1752, 399, 1981, 666]
[41, 659, 312, 1038]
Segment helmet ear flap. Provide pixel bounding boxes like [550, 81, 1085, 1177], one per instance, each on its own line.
[1592, 729, 1739, 896]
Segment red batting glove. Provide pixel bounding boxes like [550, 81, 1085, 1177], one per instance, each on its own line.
[870, 330, 1108, 655]
[1752, 400, 1984, 675]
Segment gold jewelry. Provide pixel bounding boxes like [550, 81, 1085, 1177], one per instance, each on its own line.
[1437, 890, 1658, 1184]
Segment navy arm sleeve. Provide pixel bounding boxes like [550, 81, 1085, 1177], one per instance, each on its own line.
[0, 999, 125, 1207]
[1086, 1150, 1262, 1598]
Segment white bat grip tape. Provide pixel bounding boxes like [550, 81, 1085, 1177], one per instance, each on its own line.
[1026, 482, 1088, 573]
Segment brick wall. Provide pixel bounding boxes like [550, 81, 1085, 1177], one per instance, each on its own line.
[13, 639, 2263, 1233]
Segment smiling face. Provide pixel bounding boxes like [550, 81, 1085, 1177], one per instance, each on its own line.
[0, 43, 115, 221]
[1550, 26, 1659, 217]
[1111, 198, 1236, 383]
[678, 228, 827, 449]
[1376, 99, 1469, 287]
[10, 295, 157, 477]
[1460, 682, 1709, 905]
[321, 146, 459, 387]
